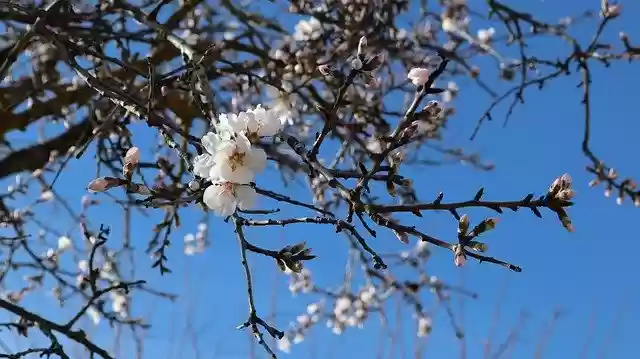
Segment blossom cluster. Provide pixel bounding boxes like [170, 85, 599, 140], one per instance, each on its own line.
[193, 105, 286, 216]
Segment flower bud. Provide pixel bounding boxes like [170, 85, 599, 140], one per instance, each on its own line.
[357, 36, 367, 56]
[318, 64, 331, 76]
[87, 177, 123, 192]
[123, 147, 140, 178]
[453, 245, 466, 268]
[351, 58, 363, 70]
[458, 214, 470, 234]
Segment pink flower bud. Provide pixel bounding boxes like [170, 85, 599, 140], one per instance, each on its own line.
[454, 253, 466, 267]
[124, 147, 140, 166]
[87, 177, 122, 192]
[453, 244, 466, 267]
[123, 147, 140, 177]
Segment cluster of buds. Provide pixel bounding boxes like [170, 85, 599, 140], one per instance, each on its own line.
[547, 174, 575, 232]
[548, 173, 575, 201]
[87, 146, 151, 195]
[454, 214, 498, 267]
[600, 1, 622, 19]
[588, 166, 639, 206]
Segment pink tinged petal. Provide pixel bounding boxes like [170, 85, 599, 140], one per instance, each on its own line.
[203, 183, 237, 216]
[235, 186, 257, 210]
[407, 67, 430, 86]
[124, 147, 140, 167]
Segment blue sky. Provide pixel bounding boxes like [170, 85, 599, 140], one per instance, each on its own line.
[1, 0, 639, 358]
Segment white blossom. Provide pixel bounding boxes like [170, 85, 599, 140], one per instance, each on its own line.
[219, 105, 283, 138]
[111, 293, 128, 317]
[293, 333, 304, 344]
[293, 17, 322, 42]
[477, 27, 496, 43]
[87, 306, 101, 325]
[202, 181, 257, 216]
[441, 17, 457, 33]
[57, 236, 72, 251]
[307, 303, 321, 315]
[40, 191, 54, 201]
[212, 134, 267, 183]
[417, 315, 432, 337]
[78, 259, 89, 273]
[407, 67, 431, 87]
[265, 85, 298, 126]
[359, 286, 376, 305]
[277, 335, 292, 353]
[192, 129, 233, 179]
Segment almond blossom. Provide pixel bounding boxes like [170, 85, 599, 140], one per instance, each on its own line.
[407, 67, 430, 87]
[202, 181, 257, 216]
[293, 17, 323, 42]
[219, 105, 283, 139]
[211, 133, 267, 183]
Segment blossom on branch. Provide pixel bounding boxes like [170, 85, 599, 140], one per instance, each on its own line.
[203, 181, 257, 216]
[407, 67, 431, 87]
[211, 133, 267, 183]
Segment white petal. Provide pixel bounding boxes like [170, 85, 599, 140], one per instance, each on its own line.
[234, 133, 252, 151]
[235, 186, 257, 210]
[201, 132, 221, 155]
[258, 111, 282, 137]
[222, 113, 244, 134]
[203, 184, 237, 216]
[193, 154, 215, 178]
[244, 112, 259, 134]
[247, 147, 267, 173]
[228, 165, 255, 183]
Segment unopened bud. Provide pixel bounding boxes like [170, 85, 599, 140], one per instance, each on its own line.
[556, 189, 575, 201]
[458, 214, 470, 234]
[123, 147, 140, 179]
[318, 64, 332, 76]
[453, 245, 466, 267]
[468, 241, 488, 252]
[87, 177, 123, 192]
[351, 58, 363, 70]
[357, 36, 367, 56]
[188, 180, 201, 191]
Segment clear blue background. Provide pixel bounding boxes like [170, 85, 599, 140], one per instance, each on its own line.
[1, 0, 638, 358]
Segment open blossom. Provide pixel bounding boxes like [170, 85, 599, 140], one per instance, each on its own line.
[441, 17, 457, 33]
[293, 17, 322, 42]
[57, 236, 72, 251]
[477, 27, 496, 43]
[219, 105, 283, 139]
[407, 67, 430, 86]
[265, 85, 298, 126]
[192, 127, 233, 179]
[203, 181, 257, 216]
[212, 133, 267, 183]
